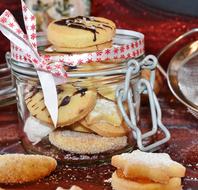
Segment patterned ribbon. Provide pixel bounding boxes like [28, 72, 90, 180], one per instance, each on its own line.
[0, 0, 144, 78]
[0, 0, 60, 126]
[0, 1, 67, 78]
[0, 0, 144, 126]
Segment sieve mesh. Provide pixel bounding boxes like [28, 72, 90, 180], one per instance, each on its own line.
[157, 28, 198, 119]
[178, 54, 198, 107]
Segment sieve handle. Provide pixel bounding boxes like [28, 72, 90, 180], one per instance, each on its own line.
[158, 28, 198, 59]
[116, 56, 170, 151]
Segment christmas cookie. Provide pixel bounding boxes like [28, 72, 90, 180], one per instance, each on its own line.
[111, 150, 186, 184]
[97, 83, 118, 101]
[46, 41, 112, 53]
[49, 130, 128, 154]
[81, 120, 128, 137]
[69, 122, 93, 133]
[25, 86, 97, 126]
[79, 98, 127, 137]
[47, 16, 116, 51]
[80, 98, 128, 137]
[111, 171, 182, 190]
[84, 98, 122, 126]
[0, 154, 57, 184]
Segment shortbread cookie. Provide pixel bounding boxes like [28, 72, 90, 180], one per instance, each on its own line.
[80, 98, 127, 137]
[0, 154, 57, 184]
[49, 130, 128, 154]
[101, 58, 124, 64]
[97, 84, 118, 101]
[81, 120, 128, 137]
[45, 41, 112, 53]
[111, 171, 182, 190]
[24, 116, 53, 144]
[69, 122, 93, 133]
[47, 16, 116, 48]
[111, 150, 186, 184]
[25, 86, 97, 126]
[84, 98, 122, 126]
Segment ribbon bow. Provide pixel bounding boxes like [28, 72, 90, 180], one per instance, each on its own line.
[0, 0, 64, 126]
[0, 0, 145, 126]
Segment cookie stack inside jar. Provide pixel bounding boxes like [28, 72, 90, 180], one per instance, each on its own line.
[23, 16, 137, 163]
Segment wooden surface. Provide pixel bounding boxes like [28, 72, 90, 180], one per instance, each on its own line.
[0, 82, 197, 190]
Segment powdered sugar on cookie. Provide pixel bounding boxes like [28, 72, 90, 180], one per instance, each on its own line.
[90, 99, 117, 117]
[49, 130, 127, 154]
[86, 98, 122, 126]
[112, 149, 186, 185]
[121, 150, 176, 168]
[111, 150, 186, 190]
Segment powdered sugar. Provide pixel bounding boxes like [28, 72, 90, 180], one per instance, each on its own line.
[50, 130, 128, 154]
[120, 150, 176, 168]
[89, 98, 118, 117]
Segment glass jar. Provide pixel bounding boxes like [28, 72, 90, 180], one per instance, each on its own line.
[7, 30, 169, 164]
[10, 59, 141, 164]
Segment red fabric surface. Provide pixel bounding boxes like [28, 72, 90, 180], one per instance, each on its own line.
[0, 0, 23, 63]
[91, 0, 198, 67]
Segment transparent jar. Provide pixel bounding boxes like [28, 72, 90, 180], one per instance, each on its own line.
[7, 31, 170, 164]
[9, 57, 141, 163]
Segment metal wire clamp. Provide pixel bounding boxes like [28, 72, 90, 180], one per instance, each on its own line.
[116, 55, 170, 151]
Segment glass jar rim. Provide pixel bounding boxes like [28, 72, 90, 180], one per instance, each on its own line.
[9, 29, 144, 79]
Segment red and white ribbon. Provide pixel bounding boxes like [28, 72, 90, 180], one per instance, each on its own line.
[11, 35, 144, 68]
[0, 0, 60, 126]
[0, 1, 66, 78]
[0, 0, 144, 126]
[0, 1, 144, 77]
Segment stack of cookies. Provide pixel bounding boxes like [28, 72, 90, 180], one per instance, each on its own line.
[47, 16, 116, 52]
[24, 16, 130, 156]
[111, 150, 186, 190]
[25, 84, 129, 155]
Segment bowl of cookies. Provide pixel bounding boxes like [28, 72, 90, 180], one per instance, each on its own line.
[2, 3, 169, 164]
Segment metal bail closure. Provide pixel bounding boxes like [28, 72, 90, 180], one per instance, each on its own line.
[116, 55, 170, 152]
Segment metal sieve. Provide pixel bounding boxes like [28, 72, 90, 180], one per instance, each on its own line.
[158, 28, 198, 118]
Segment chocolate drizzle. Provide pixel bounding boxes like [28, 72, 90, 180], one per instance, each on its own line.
[59, 96, 71, 107]
[25, 89, 39, 104]
[73, 88, 88, 97]
[26, 89, 39, 100]
[32, 103, 37, 108]
[57, 88, 64, 94]
[54, 16, 113, 42]
[34, 106, 39, 110]
[41, 107, 46, 111]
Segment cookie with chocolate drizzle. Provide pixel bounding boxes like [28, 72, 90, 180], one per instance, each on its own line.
[47, 16, 116, 52]
[25, 85, 97, 127]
